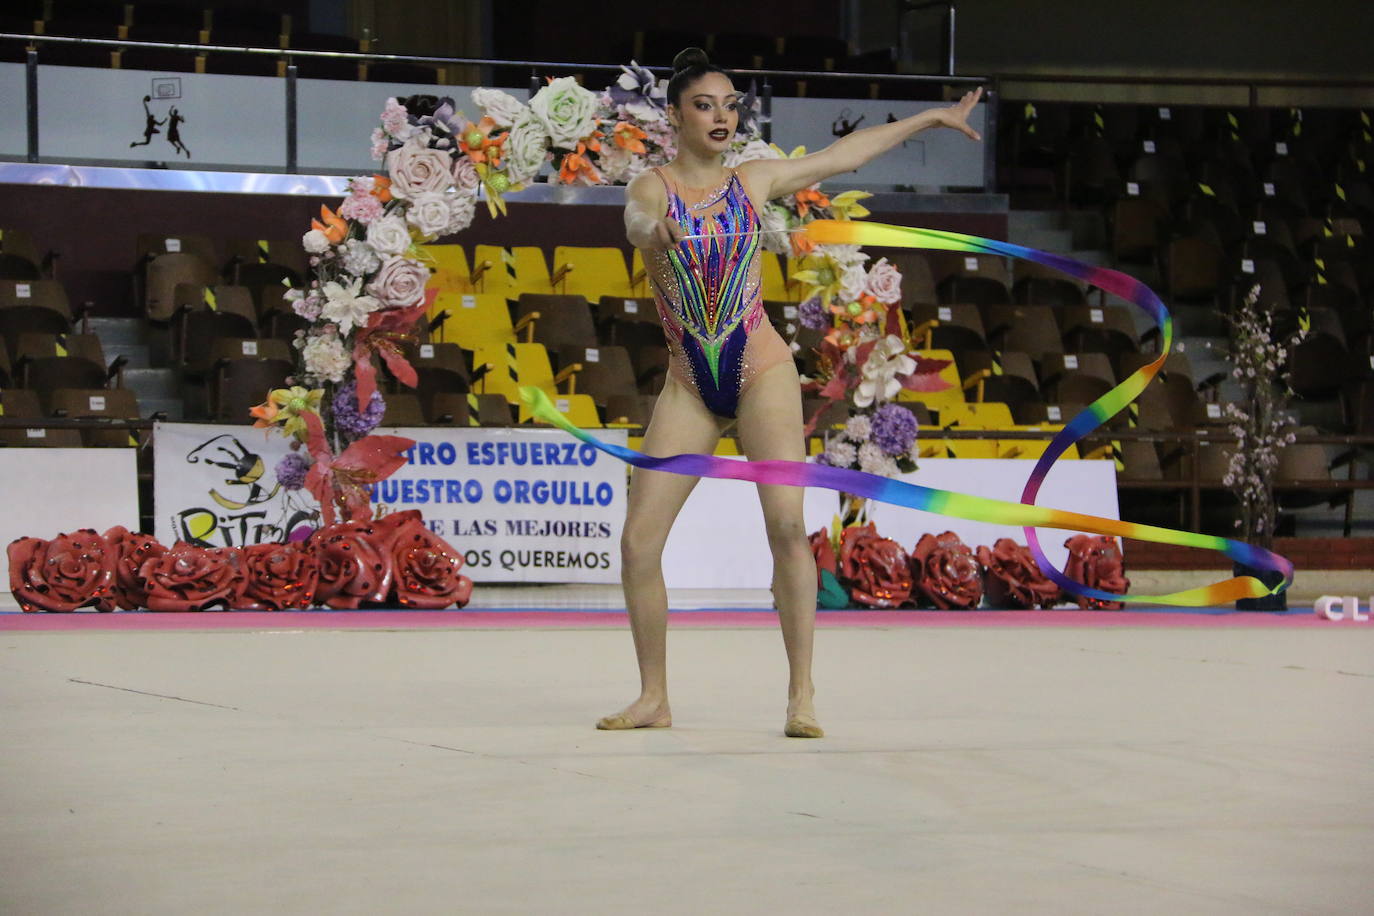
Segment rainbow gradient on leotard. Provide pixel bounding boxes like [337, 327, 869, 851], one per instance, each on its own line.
[519, 218, 1294, 607]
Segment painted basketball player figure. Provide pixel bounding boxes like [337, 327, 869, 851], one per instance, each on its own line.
[607, 47, 982, 737]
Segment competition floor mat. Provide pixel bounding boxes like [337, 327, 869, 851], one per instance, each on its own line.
[0, 606, 1327, 630]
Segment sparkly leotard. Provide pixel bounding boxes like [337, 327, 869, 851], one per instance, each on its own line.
[646, 167, 792, 419]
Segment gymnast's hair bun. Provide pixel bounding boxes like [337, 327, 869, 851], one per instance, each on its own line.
[672, 47, 711, 73]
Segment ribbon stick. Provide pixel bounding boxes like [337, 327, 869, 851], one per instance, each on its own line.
[518, 217, 1293, 606]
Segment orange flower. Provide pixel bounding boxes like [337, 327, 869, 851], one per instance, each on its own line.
[249, 398, 279, 428]
[370, 174, 393, 203]
[558, 142, 602, 185]
[790, 232, 816, 258]
[611, 121, 648, 154]
[311, 205, 347, 244]
[459, 116, 508, 168]
[828, 294, 879, 326]
[794, 187, 831, 218]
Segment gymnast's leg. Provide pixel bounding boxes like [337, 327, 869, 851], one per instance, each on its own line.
[735, 360, 822, 737]
[599, 374, 723, 729]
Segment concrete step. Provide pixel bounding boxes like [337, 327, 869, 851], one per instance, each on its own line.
[123, 367, 179, 401]
[84, 316, 146, 347]
[1012, 227, 1074, 253]
[1007, 209, 1064, 232]
[138, 396, 184, 421]
[104, 342, 151, 370]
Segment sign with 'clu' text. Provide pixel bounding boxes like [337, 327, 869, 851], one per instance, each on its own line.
[153, 423, 628, 583]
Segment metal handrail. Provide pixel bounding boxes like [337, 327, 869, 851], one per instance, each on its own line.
[0, 31, 984, 85]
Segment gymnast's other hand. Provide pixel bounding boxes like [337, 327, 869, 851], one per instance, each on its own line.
[646, 216, 685, 250]
[934, 86, 984, 141]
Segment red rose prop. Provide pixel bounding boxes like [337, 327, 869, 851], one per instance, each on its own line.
[140, 544, 244, 611]
[1062, 534, 1129, 609]
[97, 526, 166, 611]
[311, 520, 396, 609]
[809, 528, 837, 589]
[8, 529, 117, 612]
[388, 511, 473, 608]
[839, 522, 913, 608]
[911, 531, 984, 609]
[239, 542, 320, 610]
[976, 538, 1062, 609]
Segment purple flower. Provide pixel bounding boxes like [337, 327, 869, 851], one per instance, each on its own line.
[275, 453, 310, 490]
[332, 380, 386, 438]
[869, 403, 918, 456]
[798, 296, 828, 330]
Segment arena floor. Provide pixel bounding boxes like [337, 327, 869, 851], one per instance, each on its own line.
[2, 590, 1371, 914]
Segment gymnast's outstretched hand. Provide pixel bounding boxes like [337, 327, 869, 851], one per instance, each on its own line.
[932, 86, 984, 141]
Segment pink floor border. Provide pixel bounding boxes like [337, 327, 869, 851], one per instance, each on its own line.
[0, 608, 1333, 630]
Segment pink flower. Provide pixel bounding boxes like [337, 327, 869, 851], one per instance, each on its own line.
[338, 193, 384, 225]
[380, 98, 410, 136]
[368, 256, 430, 309]
[369, 127, 389, 161]
[451, 155, 480, 193]
[386, 137, 455, 200]
[865, 257, 903, 305]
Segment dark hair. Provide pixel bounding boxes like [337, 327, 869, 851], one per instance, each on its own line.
[666, 47, 729, 108]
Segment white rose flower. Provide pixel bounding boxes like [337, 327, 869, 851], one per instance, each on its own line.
[839, 263, 870, 303]
[366, 215, 412, 257]
[406, 190, 453, 239]
[341, 239, 381, 277]
[471, 87, 528, 129]
[504, 110, 551, 184]
[385, 136, 455, 200]
[595, 144, 647, 185]
[529, 75, 598, 149]
[758, 203, 793, 255]
[445, 193, 476, 235]
[320, 276, 381, 336]
[302, 229, 331, 254]
[724, 138, 780, 168]
[823, 243, 870, 269]
[865, 257, 903, 305]
[368, 256, 430, 310]
[302, 333, 352, 383]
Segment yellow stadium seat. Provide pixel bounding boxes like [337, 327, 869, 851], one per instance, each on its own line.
[938, 401, 1015, 429]
[511, 341, 581, 395]
[713, 437, 742, 456]
[472, 245, 554, 297]
[422, 243, 473, 295]
[629, 249, 652, 296]
[918, 438, 1000, 460]
[552, 246, 634, 300]
[518, 391, 602, 427]
[430, 292, 525, 351]
[758, 250, 789, 301]
[471, 342, 522, 404]
[997, 425, 1080, 461]
[896, 348, 965, 413]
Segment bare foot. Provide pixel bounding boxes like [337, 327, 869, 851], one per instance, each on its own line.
[596, 695, 671, 730]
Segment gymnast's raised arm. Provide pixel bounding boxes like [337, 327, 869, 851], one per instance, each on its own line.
[739, 85, 985, 202]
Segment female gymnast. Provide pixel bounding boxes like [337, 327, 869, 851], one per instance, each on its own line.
[605, 47, 983, 737]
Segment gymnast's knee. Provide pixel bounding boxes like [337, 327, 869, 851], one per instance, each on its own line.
[764, 515, 810, 556]
[620, 527, 667, 572]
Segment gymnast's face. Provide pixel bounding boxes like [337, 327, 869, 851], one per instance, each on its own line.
[669, 71, 740, 156]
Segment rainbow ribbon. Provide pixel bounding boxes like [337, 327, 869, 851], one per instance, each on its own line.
[520, 218, 1293, 606]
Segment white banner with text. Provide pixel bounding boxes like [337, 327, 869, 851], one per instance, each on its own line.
[152, 423, 628, 583]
